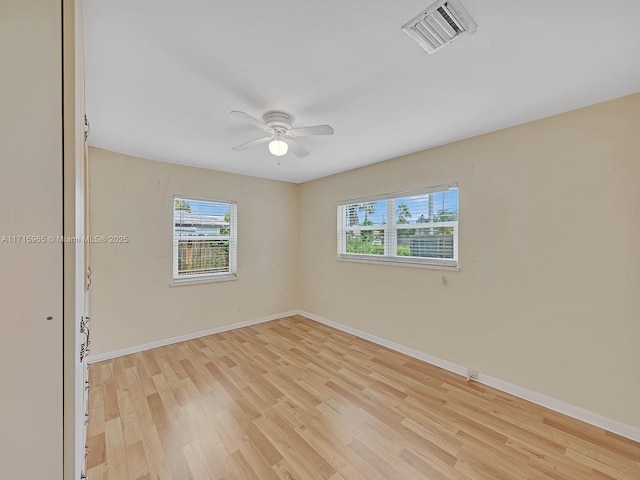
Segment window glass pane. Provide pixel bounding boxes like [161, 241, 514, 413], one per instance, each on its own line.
[177, 239, 229, 275]
[346, 229, 385, 255]
[396, 227, 455, 259]
[174, 198, 234, 278]
[174, 199, 231, 237]
[338, 186, 458, 266]
[395, 190, 458, 225]
[344, 200, 387, 228]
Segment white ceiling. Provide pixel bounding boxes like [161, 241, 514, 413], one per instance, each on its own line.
[83, 0, 640, 184]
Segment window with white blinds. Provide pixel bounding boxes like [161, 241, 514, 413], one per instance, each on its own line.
[337, 184, 458, 267]
[173, 197, 237, 282]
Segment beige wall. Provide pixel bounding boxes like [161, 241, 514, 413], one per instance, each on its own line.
[0, 0, 64, 477]
[298, 93, 640, 428]
[89, 148, 299, 355]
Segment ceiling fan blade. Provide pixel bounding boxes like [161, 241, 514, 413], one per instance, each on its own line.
[286, 138, 309, 158]
[232, 135, 272, 151]
[230, 111, 270, 131]
[289, 124, 334, 137]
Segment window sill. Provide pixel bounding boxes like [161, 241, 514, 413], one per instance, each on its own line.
[337, 255, 460, 271]
[170, 274, 238, 287]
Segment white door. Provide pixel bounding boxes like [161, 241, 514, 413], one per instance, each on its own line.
[0, 0, 64, 478]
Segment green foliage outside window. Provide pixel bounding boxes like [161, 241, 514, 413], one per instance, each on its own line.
[177, 239, 229, 275]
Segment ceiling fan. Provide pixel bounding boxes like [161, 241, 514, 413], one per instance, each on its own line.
[231, 110, 334, 158]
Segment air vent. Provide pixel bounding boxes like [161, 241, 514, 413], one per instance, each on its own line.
[402, 0, 477, 54]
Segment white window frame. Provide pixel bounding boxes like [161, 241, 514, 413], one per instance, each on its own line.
[172, 196, 237, 284]
[337, 184, 458, 268]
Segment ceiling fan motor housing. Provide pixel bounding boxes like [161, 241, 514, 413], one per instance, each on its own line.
[263, 111, 294, 131]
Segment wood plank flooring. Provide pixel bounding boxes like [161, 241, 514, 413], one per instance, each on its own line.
[86, 315, 640, 479]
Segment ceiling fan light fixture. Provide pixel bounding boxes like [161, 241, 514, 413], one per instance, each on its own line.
[231, 110, 332, 158]
[268, 137, 288, 156]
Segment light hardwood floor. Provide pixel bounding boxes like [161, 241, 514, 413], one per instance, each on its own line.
[86, 315, 640, 479]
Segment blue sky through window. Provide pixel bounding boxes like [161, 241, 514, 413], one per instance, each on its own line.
[179, 199, 230, 217]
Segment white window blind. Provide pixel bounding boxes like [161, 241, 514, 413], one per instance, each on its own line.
[337, 185, 458, 267]
[173, 197, 237, 281]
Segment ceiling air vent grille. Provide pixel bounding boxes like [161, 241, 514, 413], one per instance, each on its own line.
[402, 0, 477, 54]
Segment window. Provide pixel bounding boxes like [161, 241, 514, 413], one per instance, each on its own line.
[173, 197, 237, 282]
[337, 184, 458, 267]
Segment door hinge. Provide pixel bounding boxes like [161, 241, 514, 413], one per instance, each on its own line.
[80, 342, 90, 362]
[80, 316, 90, 333]
[84, 114, 90, 140]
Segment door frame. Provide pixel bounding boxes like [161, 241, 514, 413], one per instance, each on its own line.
[63, 0, 87, 478]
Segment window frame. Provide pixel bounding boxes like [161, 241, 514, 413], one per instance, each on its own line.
[337, 184, 458, 268]
[172, 195, 237, 284]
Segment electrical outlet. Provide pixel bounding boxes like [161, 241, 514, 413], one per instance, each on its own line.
[466, 368, 479, 381]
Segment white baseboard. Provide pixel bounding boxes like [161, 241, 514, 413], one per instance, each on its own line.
[299, 311, 468, 377]
[87, 310, 299, 363]
[298, 310, 640, 443]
